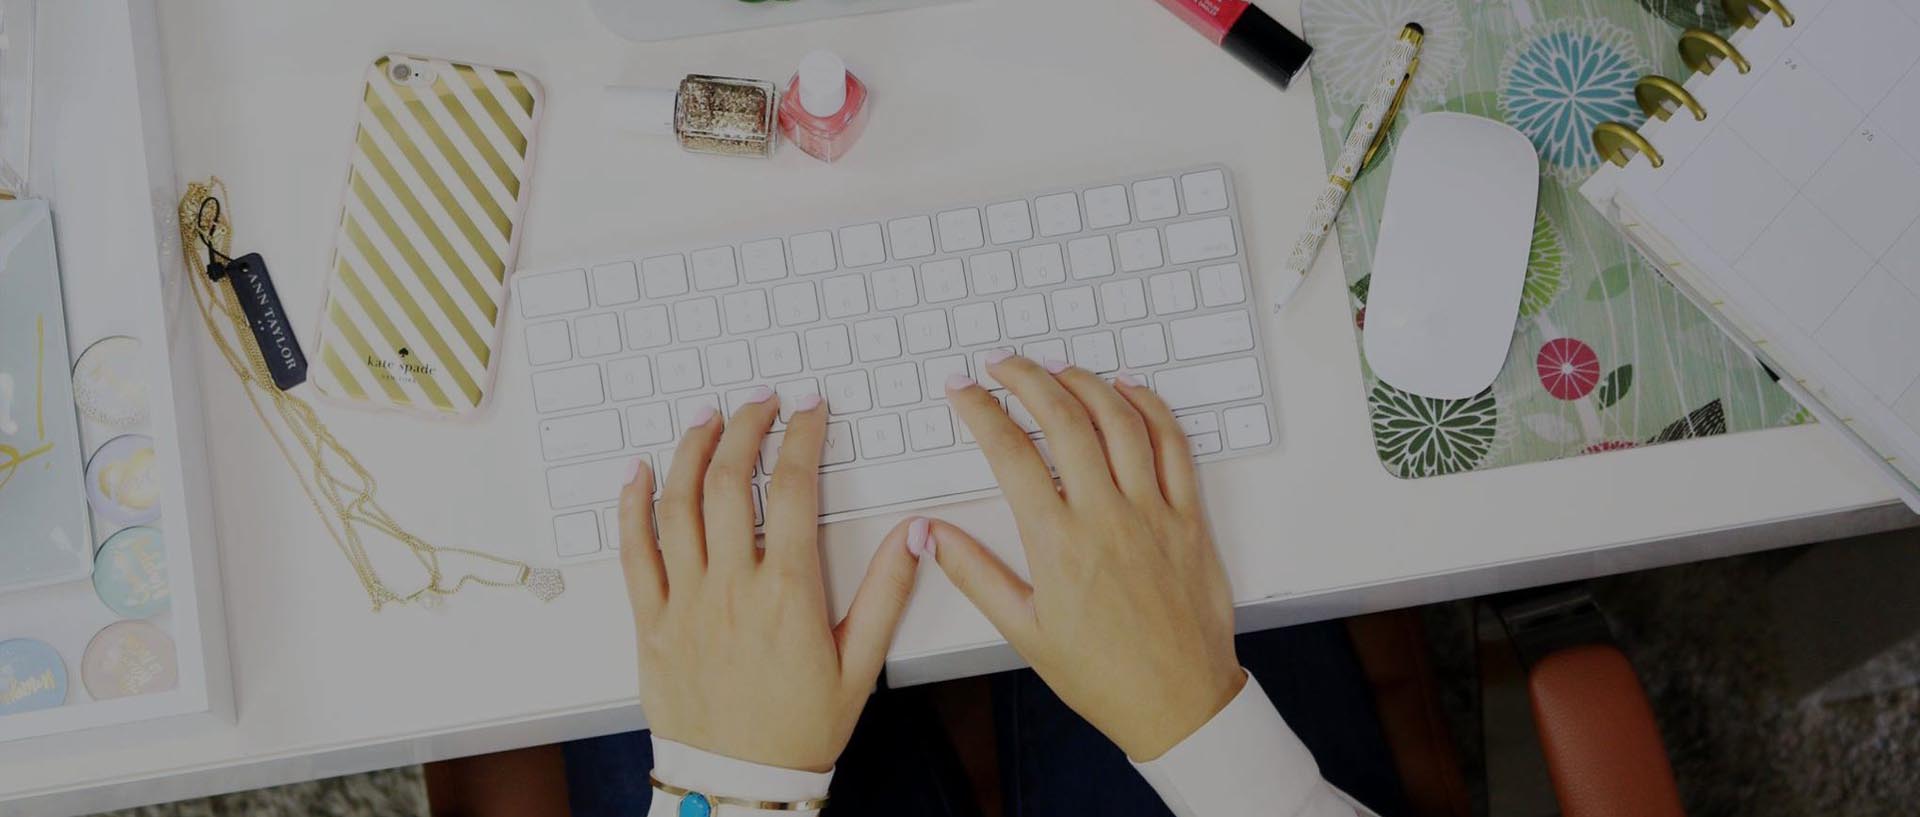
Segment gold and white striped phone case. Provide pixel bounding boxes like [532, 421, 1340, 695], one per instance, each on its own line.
[313, 54, 543, 417]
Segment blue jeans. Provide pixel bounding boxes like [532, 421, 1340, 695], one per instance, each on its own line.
[564, 621, 1408, 817]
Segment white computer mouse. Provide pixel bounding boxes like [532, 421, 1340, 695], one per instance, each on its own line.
[1364, 112, 1539, 401]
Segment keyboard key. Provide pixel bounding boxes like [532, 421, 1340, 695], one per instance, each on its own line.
[805, 325, 854, 369]
[825, 370, 873, 414]
[774, 281, 821, 326]
[691, 247, 739, 291]
[922, 259, 968, 303]
[907, 406, 956, 450]
[953, 302, 1001, 346]
[1180, 169, 1229, 214]
[1177, 412, 1220, 435]
[723, 289, 772, 334]
[726, 385, 772, 416]
[627, 402, 674, 446]
[554, 511, 601, 556]
[657, 348, 704, 393]
[970, 251, 1017, 295]
[533, 364, 604, 412]
[1222, 404, 1272, 449]
[936, 208, 985, 253]
[854, 317, 904, 362]
[790, 230, 837, 275]
[1071, 331, 1120, 373]
[1154, 357, 1263, 410]
[1035, 192, 1082, 237]
[575, 313, 623, 357]
[1068, 236, 1116, 279]
[519, 269, 589, 318]
[839, 223, 886, 268]
[1170, 310, 1254, 360]
[526, 321, 572, 365]
[756, 332, 804, 377]
[540, 410, 623, 461]
[823, 273, 871, 319]
[872, 266, 919, 310]
[1149, 269, 1198, 314]
[624, 305, 672, 349]
[642, 255, 690, 298]
[592, 262, 640, 306]
[676, 394, 722, 429]
[1003, 293, 1051, 338]
[674, 297, 723, 342]
[874, 362, 923, 407]
[1051, 286, 1099, 331]
[606, 355, 656, 401]
[924, 355, 970, 392]
[1018, 243, 1067, 287]
[547, 458, 632, 509]
[986, 200, 1035, 244]
[903, 309, 952, 354]
[1189, 431, 1224, 456]
[1085, 185, 1130, 229]
[706, 340, 753, 385]
[775, 378, 821, 422]
[1023, 337, 1068, 364]
[888, 216, 936, 259]
[1099, 280, 1148, 323]
[1132, 177, 1180, 221]
[741, 238, 788, 282]
[1165, 216, 1237, 264]
[858, 413, 907, 458]
[1121, 324, 1169, 368]
[822, 421, 858, 465]
[1198, 263, 1247, 307]
[1115, 228, 1165, 273]
[817, 448, 998, 516]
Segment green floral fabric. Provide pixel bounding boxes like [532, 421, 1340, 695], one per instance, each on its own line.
[1301, 0, 1806, 478]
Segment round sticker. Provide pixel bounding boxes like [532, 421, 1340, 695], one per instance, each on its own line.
[81, 620, 178, 700]
[72, 336, 150, 429]
[0, 638, 69, 715]
[93, 526, 171, 618]
[85, 434, 161, 526]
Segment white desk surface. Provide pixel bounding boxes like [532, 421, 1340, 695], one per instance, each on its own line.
[5, 0, 1915, 813]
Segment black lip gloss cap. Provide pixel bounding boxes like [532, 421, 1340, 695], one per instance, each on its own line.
[1222, 5, 1314, 90]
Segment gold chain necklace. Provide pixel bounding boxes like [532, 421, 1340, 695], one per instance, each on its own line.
[177, 179, 562, 609]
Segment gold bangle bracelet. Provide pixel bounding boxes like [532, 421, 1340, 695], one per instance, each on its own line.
[649, 773, 831, 813]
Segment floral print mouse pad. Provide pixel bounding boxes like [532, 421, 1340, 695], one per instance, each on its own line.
[1301, 0, 1806, 479]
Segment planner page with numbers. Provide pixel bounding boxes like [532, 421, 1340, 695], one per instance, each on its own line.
[1582, 0, 1920, 508]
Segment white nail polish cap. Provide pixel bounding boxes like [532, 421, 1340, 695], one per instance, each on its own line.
[797, 50, 849, 118]
[602, 85, 677, 136]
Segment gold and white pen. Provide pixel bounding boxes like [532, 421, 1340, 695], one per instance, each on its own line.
[1274, 23, 1423, 313]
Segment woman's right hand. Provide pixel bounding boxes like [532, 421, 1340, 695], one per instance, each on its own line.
[923, 354, 1246, 762]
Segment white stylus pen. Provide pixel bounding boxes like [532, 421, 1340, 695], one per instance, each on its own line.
[1274, 24, 1423, 313]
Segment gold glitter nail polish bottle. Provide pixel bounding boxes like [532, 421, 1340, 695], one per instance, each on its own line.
[604, 75, 779, 158]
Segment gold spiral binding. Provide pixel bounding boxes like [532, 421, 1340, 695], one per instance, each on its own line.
[1724, 0, 1795, 29]
[1680, 29, 1751, 75]
[1594, 122, 1663, 168]
[1635, 76, 1706, 122]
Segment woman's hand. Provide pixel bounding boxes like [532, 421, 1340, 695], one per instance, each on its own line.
[929, 355, 1244, 761]
[618, 388, 924, 773]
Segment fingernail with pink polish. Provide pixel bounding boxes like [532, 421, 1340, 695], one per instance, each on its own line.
[945, 374, 977, 392]
[744, 385, 776, 404]
[906, 517, 934, 560]
[1115, 370, 1147, 388]
[794, 393, 824, 412]
[686, 405, 717, 430]
[985, 349, 1014, 366]
[1043, 358, 1070, 374]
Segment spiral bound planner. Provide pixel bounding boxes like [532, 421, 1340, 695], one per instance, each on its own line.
[1581, 0, 1920, 511]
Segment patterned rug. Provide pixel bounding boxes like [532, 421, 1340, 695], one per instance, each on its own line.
[1301, 0, 1809, 478]
[87, 766, 426, 817]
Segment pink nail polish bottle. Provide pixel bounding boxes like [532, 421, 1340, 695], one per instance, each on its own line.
[778, 50, 870, 164]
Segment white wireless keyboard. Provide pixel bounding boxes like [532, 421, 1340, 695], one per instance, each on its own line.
[515, 165, 1276, 562]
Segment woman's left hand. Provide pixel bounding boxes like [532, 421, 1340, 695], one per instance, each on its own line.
[618, 389, 924, 772]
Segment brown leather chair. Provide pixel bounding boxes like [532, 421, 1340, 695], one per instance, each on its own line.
[1528, 643, 1686, 817]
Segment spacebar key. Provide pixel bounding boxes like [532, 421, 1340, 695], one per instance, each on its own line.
[819, 449, 1000, 516]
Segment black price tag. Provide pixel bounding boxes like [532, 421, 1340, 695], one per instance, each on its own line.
[208, 252, 308, 390]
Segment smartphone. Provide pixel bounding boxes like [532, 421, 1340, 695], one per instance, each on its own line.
[312, 54, 544, 417]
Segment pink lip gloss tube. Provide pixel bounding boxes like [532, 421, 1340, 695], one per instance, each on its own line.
[1155, 0, 1313, 90]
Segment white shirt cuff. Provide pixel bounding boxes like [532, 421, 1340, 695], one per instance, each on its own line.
[647, 737, 835, 816]
[1131, 672, 1374, 817]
